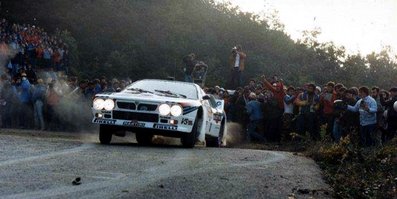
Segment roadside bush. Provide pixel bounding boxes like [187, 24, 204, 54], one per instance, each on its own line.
[307, 137, 397, 199]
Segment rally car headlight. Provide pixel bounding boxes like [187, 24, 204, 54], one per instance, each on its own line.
[170, 105, 183, 117]
[93, 98, 105, 110]
[103, 99, 115, 111]
[159, 104, 171, 116]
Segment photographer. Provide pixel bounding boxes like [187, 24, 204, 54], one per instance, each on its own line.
[182, 53, 197, 83]
[347, 87, 378, 147]
[229, 45, 246, 88]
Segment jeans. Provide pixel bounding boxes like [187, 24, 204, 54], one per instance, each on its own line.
[230, 68, 242, 89]
[247, 120, 266, 142]
[34, 100, 45, 130]
[324, 114, 334, 137]
[360, 124, 376, 147]
[297, 113, 320, 140]
[333, 119, 342, 142]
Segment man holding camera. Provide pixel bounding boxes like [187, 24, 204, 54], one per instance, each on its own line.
[229, 45, 246, 89]
[347, 87, 378, 147]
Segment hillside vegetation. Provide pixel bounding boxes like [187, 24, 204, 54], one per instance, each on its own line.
[1, 0, 396, 88]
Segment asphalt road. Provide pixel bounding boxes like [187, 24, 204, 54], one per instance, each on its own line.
[0, 129, 332, 199]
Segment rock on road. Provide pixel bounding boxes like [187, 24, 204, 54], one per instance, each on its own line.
[0, 129, 331, 199]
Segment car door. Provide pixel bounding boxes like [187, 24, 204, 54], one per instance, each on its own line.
[206, 95, 223, 137]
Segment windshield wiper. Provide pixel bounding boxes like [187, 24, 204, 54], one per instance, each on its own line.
[154, 90, 187, 98]
[127, 88, 153, 94]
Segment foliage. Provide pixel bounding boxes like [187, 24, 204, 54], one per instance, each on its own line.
[1, 0, 396, 88]
[307, 137, 397, 199]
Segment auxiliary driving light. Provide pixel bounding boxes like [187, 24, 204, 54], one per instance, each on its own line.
[159, 104, 171, 116]
[170, 105, 183, 117]
[93, 98, 105, 110]
[103, 99, 115, 111]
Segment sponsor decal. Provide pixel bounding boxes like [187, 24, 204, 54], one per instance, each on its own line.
[93, 118, 116, 125]
[213, 114, 223, 123]
[183, 106, 199, 115]
[153, 124, 178, 130]
[215, 100, 225, 110]
[181, 118, 193, 126]
[122, 121, 145, 127]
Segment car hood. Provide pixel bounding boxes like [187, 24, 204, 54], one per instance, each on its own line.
[95, 91, 202, 106]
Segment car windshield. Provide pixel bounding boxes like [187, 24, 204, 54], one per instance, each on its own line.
[126, 80, 198, 100]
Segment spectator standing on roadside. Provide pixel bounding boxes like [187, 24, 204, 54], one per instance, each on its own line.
[380, 87, 397, 142]
[229, 45, 246, 88]
[46, 83, 61, 131]
[347, 87, 377, 147]
[31, 79, 47, 130]
[320, 82, 336, 139]
[295, 83, 320, 140]
[246, 92, 266, 142]
[283, 86, 296, 141]
[18, 73, 32, 129]
[262, 75, 285, 142]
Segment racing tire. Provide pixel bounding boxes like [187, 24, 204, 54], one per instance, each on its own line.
[206, 122, 225, 147]
[181, 117, 200, 148]
[136, 133, 153, 146]
[99, 125, 113, 144]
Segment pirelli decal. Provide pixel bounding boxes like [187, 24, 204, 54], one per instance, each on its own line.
[93, 118, 116, 125]
[153, 124, 177, 130]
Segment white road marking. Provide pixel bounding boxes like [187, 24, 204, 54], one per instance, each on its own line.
[0, 144, 94, 168]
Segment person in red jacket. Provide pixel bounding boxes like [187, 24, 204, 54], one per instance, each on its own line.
[320, 81, 336, 138]
[262, 75, 285, 142]
[262, 75, 285, 110]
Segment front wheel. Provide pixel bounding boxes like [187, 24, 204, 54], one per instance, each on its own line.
[99, 125, 113, 144]
[181, 117, 200, 148]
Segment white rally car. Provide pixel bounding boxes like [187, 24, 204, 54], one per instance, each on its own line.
[92, 79, 226, 148]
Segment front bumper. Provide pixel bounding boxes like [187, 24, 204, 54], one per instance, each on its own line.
[92, 109, 196, 133]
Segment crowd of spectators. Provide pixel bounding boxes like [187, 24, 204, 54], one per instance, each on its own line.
[1, 19, 396, 149]
[0, 18, 69, 79]
[0, 72, 131, 131]
[206, 76, 397, 147]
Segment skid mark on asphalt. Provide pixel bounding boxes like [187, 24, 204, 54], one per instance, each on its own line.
[0, 144, 94, 168]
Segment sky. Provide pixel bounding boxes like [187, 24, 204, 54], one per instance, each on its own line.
[220, 0, 397, 55]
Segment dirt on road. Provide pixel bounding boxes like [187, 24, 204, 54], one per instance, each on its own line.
[0, 129, 332, 199]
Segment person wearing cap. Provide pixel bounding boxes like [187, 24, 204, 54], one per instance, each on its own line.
[380, 87, 397, 142]
[229, 45, 246, 88]
[245, 92, 266, 143]
[31, 79, 47, 130]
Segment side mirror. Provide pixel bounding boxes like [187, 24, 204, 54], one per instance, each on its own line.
[202, 95, 210, 100]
